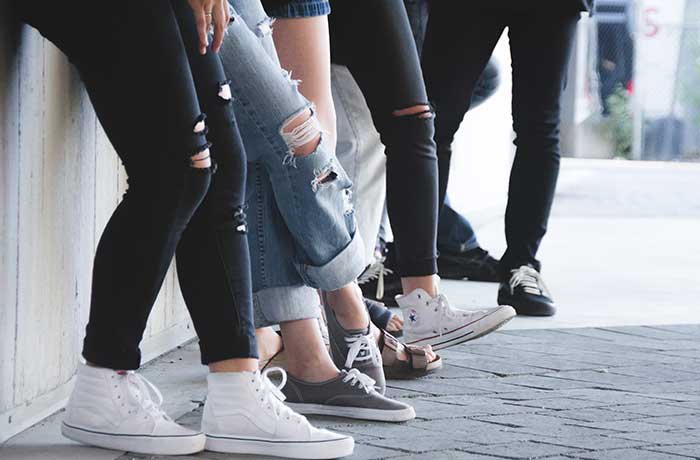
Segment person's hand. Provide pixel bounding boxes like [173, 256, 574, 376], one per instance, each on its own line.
[187, 0, 231, 55]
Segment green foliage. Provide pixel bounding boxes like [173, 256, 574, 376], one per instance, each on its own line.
[605, 85, 633, 159]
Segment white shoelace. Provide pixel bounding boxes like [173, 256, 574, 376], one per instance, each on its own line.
[123, 372, 171, 421]
[357, 261, 394, 299]
[509, 266, 550, 296]
[341, 368, 376, 394]
[260, 367, 304, 424]
[344, 334, 382, 369]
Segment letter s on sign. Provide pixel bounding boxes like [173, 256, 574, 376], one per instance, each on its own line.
[644, 7, 660, 37]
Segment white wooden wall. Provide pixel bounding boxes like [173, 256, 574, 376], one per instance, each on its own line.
[0, 12, 195, 442]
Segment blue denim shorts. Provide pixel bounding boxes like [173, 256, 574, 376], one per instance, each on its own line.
[262, 0, 330, 18]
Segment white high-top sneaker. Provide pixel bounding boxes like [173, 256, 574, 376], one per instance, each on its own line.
[62, 363, 204, 455]
[202, 367, 354, 459]
[397, 289, 516, 350]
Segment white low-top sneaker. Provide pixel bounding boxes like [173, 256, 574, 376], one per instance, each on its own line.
[397, 289, 516, 350]
[202, 367, 354, 459]
[61, 363, 205, 455]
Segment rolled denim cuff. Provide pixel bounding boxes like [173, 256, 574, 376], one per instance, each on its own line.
[296, 229, 366, 291]
[264, 0, 330, 18]
[253, 285, 320, 328]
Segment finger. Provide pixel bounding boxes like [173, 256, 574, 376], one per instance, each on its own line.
[211, 2, 227, 53]
[193, 8, 209, 54]
[224, 1, 232, 28]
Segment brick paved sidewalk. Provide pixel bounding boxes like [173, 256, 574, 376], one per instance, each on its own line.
[146, 324, 700, 460]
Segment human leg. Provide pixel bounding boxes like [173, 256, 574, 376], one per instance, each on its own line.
[497, 7, 579, 316]
[422, 3, 505, 212]
[220, 1, 418, 419]
[17, 0, 220, 454]
[330, 0, 439, 297]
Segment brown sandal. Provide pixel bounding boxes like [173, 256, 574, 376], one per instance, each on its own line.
[379, 329, 443, 379]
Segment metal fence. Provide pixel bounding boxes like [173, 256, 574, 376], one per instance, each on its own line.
[587, 0, 700, 161]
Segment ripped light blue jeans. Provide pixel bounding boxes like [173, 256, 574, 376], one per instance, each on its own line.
[220, 0, 365, 327]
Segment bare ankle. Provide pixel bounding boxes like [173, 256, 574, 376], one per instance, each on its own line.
[288, 357, 340, 383]
[401, 275, 438, 297]
[209, 358, 259, 373]
[325, 285, 369, 331]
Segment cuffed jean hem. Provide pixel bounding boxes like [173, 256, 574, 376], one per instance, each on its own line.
[199, 334, 259, 365]
[253, 285, 320, 328]
[265, 1, 330, 18]
[296, 229, 366, 291]
[397, 256, 438, 278]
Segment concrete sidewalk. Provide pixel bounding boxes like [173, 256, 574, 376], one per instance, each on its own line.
[2, 160, 699, 459]
[444, 158, 700, 329]
[4, 325, 699, 460]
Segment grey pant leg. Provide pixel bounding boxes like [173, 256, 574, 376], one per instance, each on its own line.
[331, 64, 386, 265]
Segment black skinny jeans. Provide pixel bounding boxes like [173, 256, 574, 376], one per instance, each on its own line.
[422, 3, 580, 277]
[17, 0, 257, 369]
[329, 0, 439, 277]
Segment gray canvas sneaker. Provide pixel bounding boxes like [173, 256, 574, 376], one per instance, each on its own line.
[323, 299, 386, 394]
[283, 369, 415, 422]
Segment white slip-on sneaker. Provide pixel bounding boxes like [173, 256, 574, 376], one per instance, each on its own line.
[202, 367, 354, 459]
[397, 289, 516, 350]
[61, 363, 205, 455]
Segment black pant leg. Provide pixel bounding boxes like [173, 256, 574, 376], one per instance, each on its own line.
[171, 0, 258, 363]
[421, 3, 505, 211]
[330, 0, 439, 277]
[17, 0, 224, 369]
[501, 8, 580, 275]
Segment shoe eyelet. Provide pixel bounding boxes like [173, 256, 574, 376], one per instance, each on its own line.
[433, 330, 438, 334]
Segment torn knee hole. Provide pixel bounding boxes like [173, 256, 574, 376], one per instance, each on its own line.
[233, 205, 248, 233]
[392, 104, 435, 119]
[255, 17, 275, 38]
[218, 80, 232, 103]
[193, 113, 208, 134]
[189, 148, 212, 169]
[281, 108, 322, 161]
[311, 163, 338, 192]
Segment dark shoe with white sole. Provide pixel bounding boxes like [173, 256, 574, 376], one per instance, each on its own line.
[283, 369, 415, 423]
[438, 247, 500, 282]
[323, 293, 386, 394]
[498, 265, 556, 316]
[358, 260, 402, 307]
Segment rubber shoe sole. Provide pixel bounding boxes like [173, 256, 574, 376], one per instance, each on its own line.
[62, 422, 205, 456]
[404, 305, 516, 350]
[205, 433, 354, 459]
[498, 289, 556, 316]
[286, 402, 416, 422]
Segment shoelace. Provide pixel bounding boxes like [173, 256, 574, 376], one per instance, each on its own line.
[357, 261, 394, 299]
[260, 367, 304, 424]
[509, 266, 550, 297]
[123, 372, 171, 421]
[341, 368, 376, 394]
[344, 334, 382, 369]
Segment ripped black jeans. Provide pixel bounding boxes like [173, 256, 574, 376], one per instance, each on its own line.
[329, 0, 439, 277]
[17, 0, 257, 369]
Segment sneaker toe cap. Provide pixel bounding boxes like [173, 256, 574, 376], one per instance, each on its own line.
[313, 427, 353, 442]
